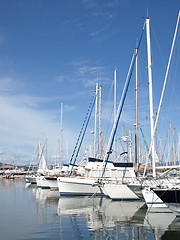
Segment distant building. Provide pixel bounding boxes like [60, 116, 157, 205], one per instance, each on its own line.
[0, 165, 15, 170]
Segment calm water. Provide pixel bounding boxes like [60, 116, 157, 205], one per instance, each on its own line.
[0, 179, 180, 240]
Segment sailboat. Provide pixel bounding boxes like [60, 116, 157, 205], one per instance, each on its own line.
[57, 87, 104, 196]
[43, 102, 64, 190]
[101, 9, 180, 201]
[57, 156, 137, 196]
[140, 10, 180, 211]
[57, 82, 136, 197]
[98, 20, 145, 200]
[35, 141, 50, 189]
[26, 141, 48, 185]
[105, 15, 157, 200]
[57, 28, 143, 197]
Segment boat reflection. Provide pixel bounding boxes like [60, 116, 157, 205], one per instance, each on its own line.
[97, 200, 146, 227]
[168, 217, 180, 231]
[57, 197, 146, 229]
[160, 217, 180, 239]
[25, 182, 37, 190]
[143, 208, 176, 239]
[57, 196, 103, 215]
[36, 188, 59, 205]
[57, 196, 180, 239]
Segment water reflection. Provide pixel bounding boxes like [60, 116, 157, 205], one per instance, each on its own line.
[0, 178, 19, 189]
[36, 188, 59, 205]
[25, 182, 35, 189]
[57, 196, 180, 239]
[143, 208, 176, 239]
[162, 217, 180, 239]
[1, 179, 180, 240]
[34, 188, 60, 226]
[24, 183, 180, 239]
[58, 197, 145, 226]
[58, 197, 146, 238]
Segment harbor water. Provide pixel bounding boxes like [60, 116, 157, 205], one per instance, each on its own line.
[0, 179, 180, 240]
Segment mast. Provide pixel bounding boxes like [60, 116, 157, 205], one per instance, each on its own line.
[94, 83, 98, 158]
[99, 85, 102, 159]
[146, 17, 156, 177]
[126, 129, 129, 163]
[114, 69, 117, 161]
[178, 133, 180, 163]
[169, 122, 172, 164]
[135, 47, 139, 167]
[143, 10, 180, 177]
[102, 47, 141, 177]
[129, 129, 132, 163]
[60, 102, 63, 169]
[174, 127, 177, 165]
[101, 22, 145, 178]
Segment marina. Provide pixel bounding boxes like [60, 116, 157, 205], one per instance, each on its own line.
[0, 178, 180, 240]
[1, 1, 180, 240]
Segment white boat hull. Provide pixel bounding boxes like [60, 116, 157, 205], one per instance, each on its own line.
[36, 176, 50, 189]
[102, 182, 139, 200]
[26, 176, 36, 184]
[57, 177, 104, 196]
[45, 177, 58, 190]
[142, 187, 168, 208]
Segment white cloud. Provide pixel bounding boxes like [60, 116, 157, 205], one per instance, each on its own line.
[0, 95, 54, 141]
[0, 76, 17, 93]
[75, 64, 106, 86]
[0, 94, 78, 164]
[55, 75, 65, 82]
[81, 0, 96, 8]
[92, 12, 113, 19]
[90, 22, 112, 37]
[64, 104, 76, 113]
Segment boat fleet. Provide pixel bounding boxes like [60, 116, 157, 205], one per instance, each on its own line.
[26, 152, 180, 218]
[25, 11, 180, 222]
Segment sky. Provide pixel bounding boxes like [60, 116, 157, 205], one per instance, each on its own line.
[0, 0, 180, 166]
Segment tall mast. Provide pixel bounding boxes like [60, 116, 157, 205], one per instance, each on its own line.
[126, 129, 129, 163]
[146, 17, 156, 177]
[143, 10, 180, 176]
[114, 69, 117, 161]
[169, 122, 172, 164]
[129, 129, 132, 163]
[174, 127, 177, 165]
[99, 85, 102, 159]
[135, 48, 139, 167]
[178, 133, 180, 163]
[94, 83, 98, 158]
[60, 102, 63, 169]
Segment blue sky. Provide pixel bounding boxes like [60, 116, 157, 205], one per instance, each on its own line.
[0, 0, 180, 165]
